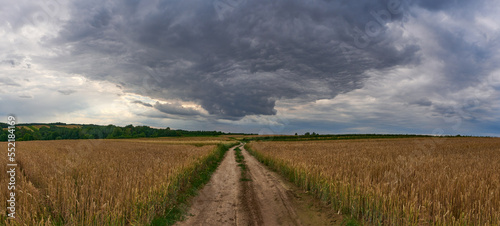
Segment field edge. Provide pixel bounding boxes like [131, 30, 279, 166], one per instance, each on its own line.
[150, 142, 239, 225]
[244, 143, 363, 226]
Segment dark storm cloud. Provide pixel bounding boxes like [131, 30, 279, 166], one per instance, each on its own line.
[413, 0, 478, 12]
[44, 0, 420, 119]
[132, 100, 153, 108]
[410, 98, 432, 107]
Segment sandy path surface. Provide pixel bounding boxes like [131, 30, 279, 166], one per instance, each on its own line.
[176, 143, 342, 226]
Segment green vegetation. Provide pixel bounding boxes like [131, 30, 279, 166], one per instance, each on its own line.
[234, 146, 251, 181]
[0, 122, 251, 141]
[342, 217, 361, 226]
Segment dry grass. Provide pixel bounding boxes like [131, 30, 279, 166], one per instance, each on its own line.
[247, 137, 500, 225]
[13, 126, 34, 131]
[54, 125, 81, 129]
[0, 139, 225, 225]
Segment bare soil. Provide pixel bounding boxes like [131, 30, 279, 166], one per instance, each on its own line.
[176, 144, 342, 226]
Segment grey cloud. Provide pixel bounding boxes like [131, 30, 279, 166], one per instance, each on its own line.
[1, 55, 32, 69]
[18, 94, 33, 99]
[413, 0, 480, 12]
[58, 89, 77, 95]
[410, 98, 432, 107]
[154, 101, 202, 116]
[89, 9, 112, 28]
[43, 0, 419, 119]
[408, 1, 500, 121]
[132, 100, 153, 108]
[430, 98, 490, 122]
[1, 55, 25, 67]
[0, 77, 21, 87]
[426, 26, 496, 89]
[1, 60, 15, 67]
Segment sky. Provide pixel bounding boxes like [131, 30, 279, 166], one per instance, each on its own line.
[1, 0, 499, 136]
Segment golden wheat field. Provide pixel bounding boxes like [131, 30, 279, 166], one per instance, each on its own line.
[0, 138, 234, 225]
[247, 137, 500, 225]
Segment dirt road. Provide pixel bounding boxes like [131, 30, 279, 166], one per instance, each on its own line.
[176, 143, 342, 226]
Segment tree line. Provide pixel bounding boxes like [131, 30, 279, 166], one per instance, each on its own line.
[0, 123, 236, 141]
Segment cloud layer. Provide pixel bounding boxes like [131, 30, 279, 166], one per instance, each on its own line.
[43, 0, 421, 119]
[1, 0, 499, 135]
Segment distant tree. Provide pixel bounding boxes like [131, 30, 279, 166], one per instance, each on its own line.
[69, 130, 79, 139]
[0, 123, 239, 141]
[50, 132, 60, 140]
[305, 132, 310, 136]
[294, 133, 298, 136]
[111, 127, 123, 138]
[23, 133, 33, 141]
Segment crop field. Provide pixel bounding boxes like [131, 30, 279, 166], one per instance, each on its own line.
[0, 138, 235, 225]
[246, 137, 500, 225]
